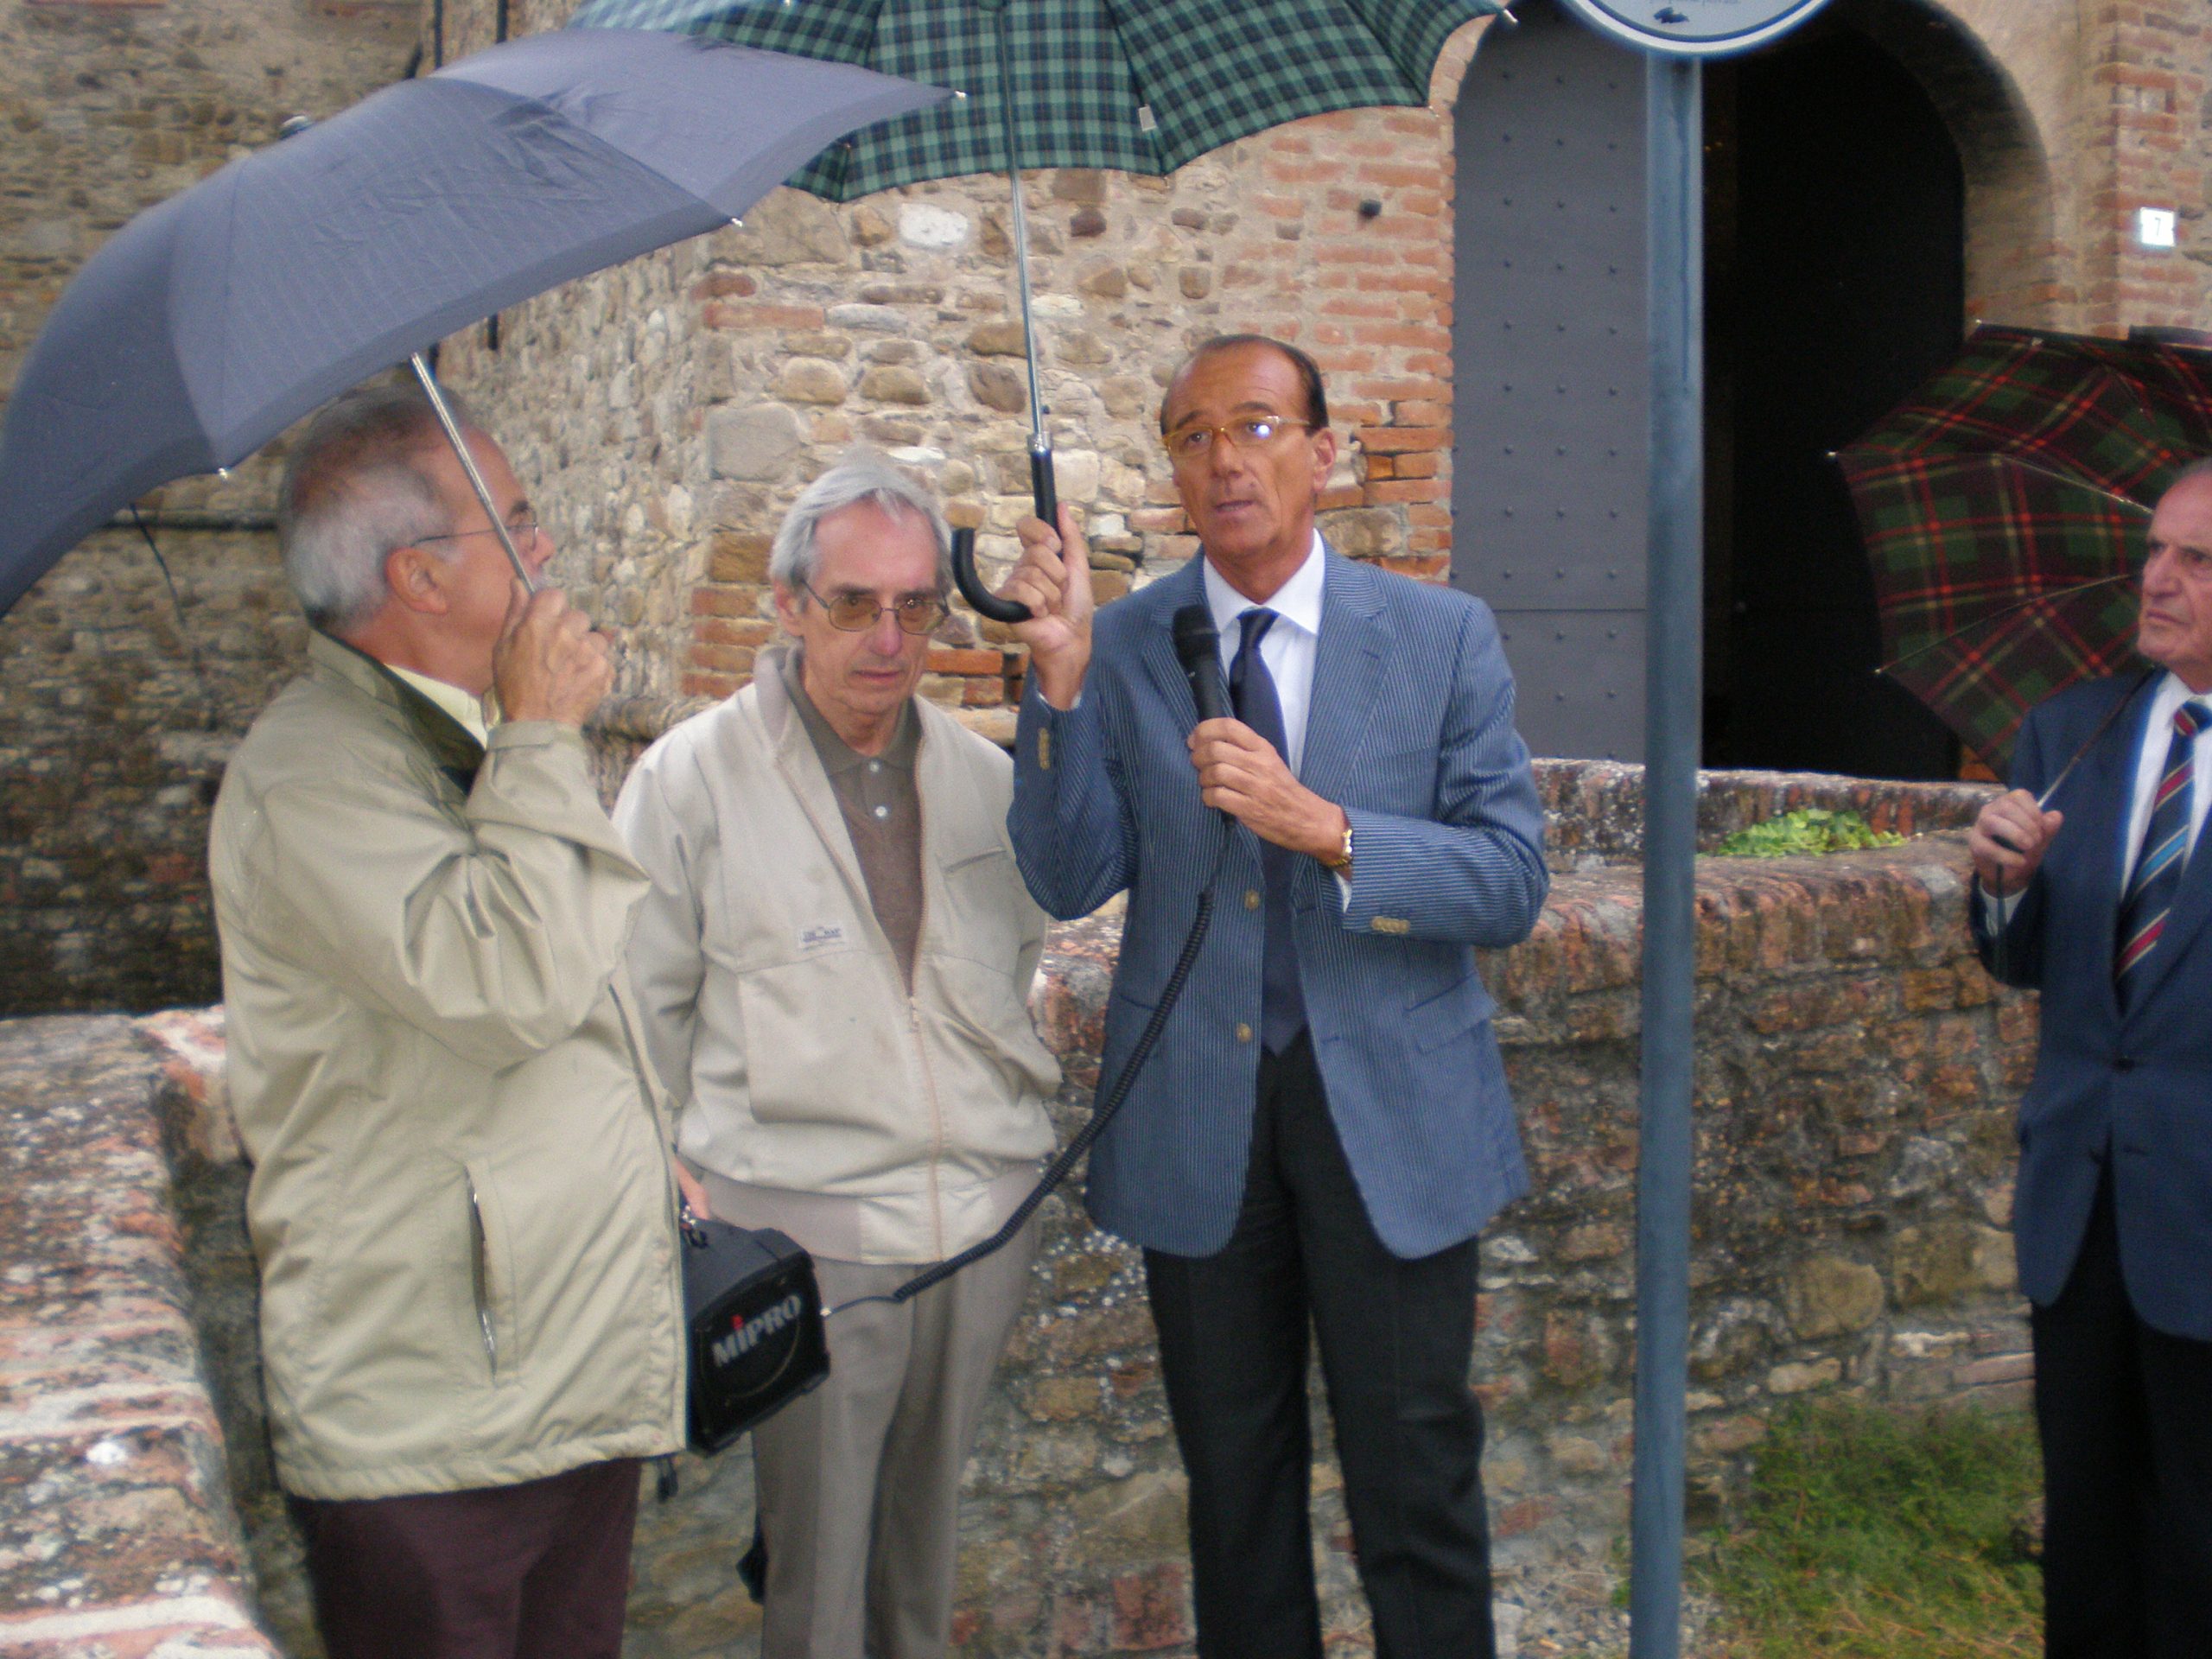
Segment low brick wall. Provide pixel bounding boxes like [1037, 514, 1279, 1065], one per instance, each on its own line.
[0, 765, 2037, 1656]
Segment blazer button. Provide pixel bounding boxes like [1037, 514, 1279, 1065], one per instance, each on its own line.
[1244, 888, 1262, 910]
[2114, 1054, 2136, 1071]
[1235, 1022, 1253, 1043]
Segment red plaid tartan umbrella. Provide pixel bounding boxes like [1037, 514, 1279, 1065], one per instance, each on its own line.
[1836, 323, 2212, 772]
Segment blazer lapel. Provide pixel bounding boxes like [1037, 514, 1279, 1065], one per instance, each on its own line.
[1298, 550, 1388, 804]
[2063, 685, 2151, 1020]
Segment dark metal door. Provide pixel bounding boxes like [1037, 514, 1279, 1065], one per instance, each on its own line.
[1451, 1, 1649, 761]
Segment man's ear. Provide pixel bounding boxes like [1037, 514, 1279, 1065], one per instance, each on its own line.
[385, 544, 451, 616]
[1309, 425, 1338, 492]
[771, 581, 806, 639]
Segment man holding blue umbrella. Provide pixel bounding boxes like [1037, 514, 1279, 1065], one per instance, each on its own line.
[209, 385, 698, 1659]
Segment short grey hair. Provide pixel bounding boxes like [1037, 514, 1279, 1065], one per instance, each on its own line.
[278, 384, 477, 632]
[768, 448, 952, 598]
[2165, 455, 2212, 494]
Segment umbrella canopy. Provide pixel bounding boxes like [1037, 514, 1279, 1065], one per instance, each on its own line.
[571, 0, 1507, 200]
[1836, 324, 2212, 772]
[0, 29, 950, 619]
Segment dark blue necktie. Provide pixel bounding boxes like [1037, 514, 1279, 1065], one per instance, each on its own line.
[1230, 609, 1306, 1052]
[2116, 697, 2209, 1001]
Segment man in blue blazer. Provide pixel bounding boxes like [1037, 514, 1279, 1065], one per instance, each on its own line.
[1969, 461, 2212, 1659]
[1001, 335, 1548, 1659]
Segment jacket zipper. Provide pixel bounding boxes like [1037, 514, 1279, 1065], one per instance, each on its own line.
[466, 1175, 499, 1374]
[910, 793, 946, 1262]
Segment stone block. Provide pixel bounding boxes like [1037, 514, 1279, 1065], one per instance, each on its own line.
[967, 362, 1029, 414]
[966, 321, 1031, 358]
[898, 201, 972, 248]
[708, 404, 804, 480]
[1891, 1220, 2012, 1307]
[724, 188, 850, 267]
[1765, 1357, 1843, 1395]
[770, 358, 848, 404]
[858, 365, 931, 405]
[1782, 1255, 1885, 1338]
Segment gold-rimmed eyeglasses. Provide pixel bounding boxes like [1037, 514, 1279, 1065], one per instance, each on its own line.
[418, 516, 541, 552]
[802, 581, 950, 636]
[1162, 416, 1317, 466]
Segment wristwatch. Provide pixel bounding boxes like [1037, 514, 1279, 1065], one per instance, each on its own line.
[1321, 820, 1353, 874]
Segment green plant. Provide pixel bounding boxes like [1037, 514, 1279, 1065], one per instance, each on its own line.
[1714, 808, 1906, 858]
[1694, 1400, 2042, 1658]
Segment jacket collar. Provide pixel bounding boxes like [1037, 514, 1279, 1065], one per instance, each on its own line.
[309, 632, 485, 793]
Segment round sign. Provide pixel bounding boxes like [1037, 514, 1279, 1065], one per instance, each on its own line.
[1552, 0, 1831, 57]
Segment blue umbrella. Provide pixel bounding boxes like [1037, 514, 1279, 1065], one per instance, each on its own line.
[0, 28, 950, 617]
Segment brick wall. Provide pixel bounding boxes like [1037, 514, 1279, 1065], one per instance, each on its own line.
[429, 3, 1492, 725]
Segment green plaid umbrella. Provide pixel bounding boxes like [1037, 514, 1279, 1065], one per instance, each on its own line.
[571, 0, 1505, 541]
[572, 0, 1507, 199]
[1836, 324, 2212, 772]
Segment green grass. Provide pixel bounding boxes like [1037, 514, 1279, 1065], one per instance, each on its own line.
[1692, 1399, 2043, 1659]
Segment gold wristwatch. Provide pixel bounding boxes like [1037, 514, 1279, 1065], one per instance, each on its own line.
[1321, 820, 1353, 874]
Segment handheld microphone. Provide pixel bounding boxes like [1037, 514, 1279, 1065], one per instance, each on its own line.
[1173, 605, 1229, 723]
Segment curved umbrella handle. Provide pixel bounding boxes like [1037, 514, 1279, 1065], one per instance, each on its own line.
[952, 525, 1030, 626]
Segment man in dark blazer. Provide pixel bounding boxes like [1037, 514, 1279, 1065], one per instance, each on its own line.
[1969, 460, 2212, 1659]
[1001, 335, 1548, 1659]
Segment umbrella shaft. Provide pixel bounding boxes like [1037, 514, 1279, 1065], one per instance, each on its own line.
[992, 3, 1046, 443]
[409, 353, 536, 592]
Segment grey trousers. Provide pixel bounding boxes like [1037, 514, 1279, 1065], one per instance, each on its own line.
[749, 1217, 1039, 1659]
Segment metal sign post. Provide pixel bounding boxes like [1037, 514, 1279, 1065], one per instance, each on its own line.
[1548, 5, 1828, 1658]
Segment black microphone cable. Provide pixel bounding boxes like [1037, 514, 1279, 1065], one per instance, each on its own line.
[833, 606, 1241, 1316]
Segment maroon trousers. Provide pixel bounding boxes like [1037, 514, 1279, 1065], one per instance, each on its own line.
[295, 1458, 642, 1659]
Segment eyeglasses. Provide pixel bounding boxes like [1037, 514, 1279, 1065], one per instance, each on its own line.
[801, 582, 949, 636]
[418, 516, 541, 551]
[1162, 416, 1318, 465]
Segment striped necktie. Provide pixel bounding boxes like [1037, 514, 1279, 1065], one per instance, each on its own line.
[2115, 697, 2210, 996]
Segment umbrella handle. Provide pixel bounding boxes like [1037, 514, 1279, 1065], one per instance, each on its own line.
[950, 445, 1058, 626]
[952, 526, 1031, 626]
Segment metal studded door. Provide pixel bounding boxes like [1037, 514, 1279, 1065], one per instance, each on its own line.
[1451, 2, 1648, 760]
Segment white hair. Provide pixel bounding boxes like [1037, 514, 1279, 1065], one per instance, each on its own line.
[768, 448, 952, 597]
[278, 384, 475, 632]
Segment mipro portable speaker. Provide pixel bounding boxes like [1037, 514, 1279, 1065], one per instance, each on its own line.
[680, 1217, 830, 1453]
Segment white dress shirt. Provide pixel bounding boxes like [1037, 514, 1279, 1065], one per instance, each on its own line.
[389, 664, 493, 747]
[2121, 670, 2212, 887]
[1201, 531, 1326, 775]
[1200, 533, 1349, 902]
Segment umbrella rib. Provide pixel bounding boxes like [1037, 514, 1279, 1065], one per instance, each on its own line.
[1878, 571, 2136, 673]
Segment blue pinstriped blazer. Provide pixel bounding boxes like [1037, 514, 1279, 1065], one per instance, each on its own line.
[1009, 549, 1549, 1259]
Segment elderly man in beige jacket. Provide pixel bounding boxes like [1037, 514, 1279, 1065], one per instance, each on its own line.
[615, 449, 1060, 1659]
[208, 384, 691, 1659]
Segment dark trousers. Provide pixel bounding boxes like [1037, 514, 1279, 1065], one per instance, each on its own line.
[2031, 1176, 2212, 1659]
[1143, 1034, 1493, 1659]
[295, 1458, 642, 1659]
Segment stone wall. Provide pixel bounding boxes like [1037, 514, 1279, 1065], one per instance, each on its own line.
[0, 0, 418, 1014]
[0, 764, 2044, 1657]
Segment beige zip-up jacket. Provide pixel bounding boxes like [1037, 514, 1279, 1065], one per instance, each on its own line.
[208, 634, 686, 1500]
[613, 654, 1060, 1266]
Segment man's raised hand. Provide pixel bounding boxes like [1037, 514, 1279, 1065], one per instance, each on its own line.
[1968, 788, 2063, 897]
[1005, 504, 1095, 709]
[493, 582, 613, 728]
